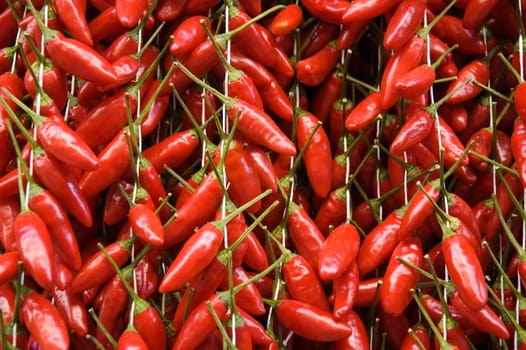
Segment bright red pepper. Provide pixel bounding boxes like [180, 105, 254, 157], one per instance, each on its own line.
[383, 0, 425, 50]
[332, 261, 360, 319]
[345, 91, 383, 131]
[445, 59, 490, 105]
[52, 286, 89, 336]
[389, 109, 434, 154]
[128, 203, 165, 246]
[334, 309, 369, 349]
[296, 40, 339, 87]
[399, 178, 440, 240]
[300, 0, 352, 24]
[318, 223, 360, 281]
[51, 0, 93, 47]
[270, 4, 303, 36]
[511, 119, 526, 187]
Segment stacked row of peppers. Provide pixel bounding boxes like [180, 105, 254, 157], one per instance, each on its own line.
[1, 0, 526, 348]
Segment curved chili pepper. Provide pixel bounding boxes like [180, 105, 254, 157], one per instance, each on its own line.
[515, 82, 526, 123]
[244, 145, 278, 192]
[139, 82, 170, 137]
[52, 286, 89, 336]
[0, 251, 19, 286]
[172, 293, 229, 350]
[334, 309, 369, 349]
[115, 0, 148, 28]
[333, 261, 360, 320]
[337, 20, 369, 50]
[297, 40, 339, 87]
[400, 323, 431, 350]
[287, 202, 326, 270]
[237, 308, 273, 345]
[311, 70, 343, 124]
[430, 13, 485, 55]
[51, 0, 93, 47]
[103, 180, 133, 225]
[155, 0, 186, 21]
[0, 196, 18, 252]
[399, 178, 440, 240]
[129, 203, 165, 246]
[314, 186, 347, 235]
[394, 64, 436, 101]
[79, 129, 131, 198]
[270, 4, 303, 36]
[380, 236, 424, 316]
[318, 223, 360, 281]
[296, 110, 332, 197]
[0, 73, 26, 136]
[95, 274, 130, 345]
[300, 0, 351, 24]
[117, 327, 149, 350]
[345, 91, 383, 131]
[342, 0, 402, 22]
[445, 59, 490, 105]
[164, 173, 222, 246]
[485, 172, 522, 240]
[14, 210, 55, 290]
[169, 15, 211, 58]
[70, 237, 134, 293]
[227, 265, 265, 316]
[24, 58, 68, 112]
[442, 222, 487, 310]
[383, 0, 425, 50]
[276, 299, 352, 342]
[356, 207, 404, 276]
[283, 254, 330, 312]
[21, 291, 70, 350]
[390, 109, 433, 154]
[89, 6, 129, 41]
[512, 119, 526, 187]
[159, 222, 224, 293]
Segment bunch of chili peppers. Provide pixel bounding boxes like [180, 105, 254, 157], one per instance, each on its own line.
[1, 0, 526, 348]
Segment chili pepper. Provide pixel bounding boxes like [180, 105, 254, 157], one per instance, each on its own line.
[172, 255, 228, 332]
[300, 0, 351, 24]
[439, 216, 488, 311]
[169, 16, 211, 59]
[296, 110, 333, 198]
[342, 0, 402, 22]
[297, 40, 339, 87]
[0, 73, 26, 136]
[398, 178, 440, 240]
[227, 265, 266, 316]
[0, 196, 19, 252]
[183, 0, 221, 14]
[258, 80, 294, 122]
[276, 299, 352, 342]
[345, 91, 383, 131]
[95, 274, 130, 345]
[512, 119, 526, 187]
[314, 186, 347, 236]
[447, 193, 481, 242]
[0, 251, 18, 286]
[383, 0, 425, 50]
[51, 0, 93, 47]
[117, 326, 149, 350]
[389, 109, 433, 154]
[79, 129, 132, 198]
[21, 291, 70, 350]
[103, 180, 133, 225]
[394, 64, 436, 101]
[334, 309, 369, 350]
[381, 236, 424, 316]
[287, 201, 326, 271]
[462, 0, 499, 30]
[311, 70, 343, 124]
[337, 20, 369, 50]
[52, 286, 89, 336]
[515, 82, 526, 123]
[317, 223, 360, 281]
[377, 307, 411, 349]
[172, 293, 229, 350]
[89, 7, 129, 42]
[115, 0, 148, 28]
[129, 203, 165, 246]
[70, 237, 134, 293]
[155, 0, 186, 21]
[445, 59, 490, 105]
[485, 172, 522, 240]
[283, 254, 330, 312]
[430, 13, 485, 55]
[163, 172, 222, 246]
[400, 323, 431, 350]
[244, 145, 278, 192]
[139, 81, 170, 137]
[270, 4, 303, 36]
[450, 290, 509, 339]
[332, 261, 360, 320]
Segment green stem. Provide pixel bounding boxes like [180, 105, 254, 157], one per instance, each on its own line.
[88, 308, 118, 348]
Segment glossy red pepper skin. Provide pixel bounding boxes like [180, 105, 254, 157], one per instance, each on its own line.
[395, 64, 436, 100]
[345, 91, 383, 131]
[356, 208, 404, 276]
[430, 13, 485, 55]
[129, 203, 165, 246]
[399, 178, 440, 240]
[297, 40, 339, 87]
[283, 254, 331, 312]
[14, 211, 55, 290]
[70, 238, 133, 293]
[170, 16, 211, 58]
[515, 82, 526, 123]
[462, 0, 499, 29]
[335, 309, 369, 350]
[51, 0, 93, 47]
[117, 329, 148, 350]
[337, 19, 369, 50]
[79, 129, 131, 198]
[115, 0, 147, 27]
[0, 251, 19, 285]
[383, 0, 425, 50]
[0, 73, 27, 136]
[159, 222, 224, 293]
[296, 111, 332, 198]
[172, 294, 229, 350]
[318, 223, 360, 281]
[164, 173, 222, 246]
[244, 145, 278, 192]
[155, 0, 186, 21]
[485, 172, 522, 240]
[228, 265, 265, 316]
[300, 0, 351, 24]
[423, 116, 469, 171]
[270, 4, 303, 36]
[400, 323, 431, 350]
[133, 303, 167, 350]
[287, 203, 326, 271]
[443, 231, 487, 310]
[24, 62, 68, 112]
[512, 119, 526, 187]
[46, 31, 118, 85]
[445, 60, 490, 105]
[95, 274, 130, 344]
[52, 286, 89, 336]
[314, 187, 347, 236]
[277, 299, 352, 342]
[342, 0, 402, 22]
[333, 261, 360, 319]
[390, 110, 433, 154]
[21, 291, 70, 350]
[380, 236, 424, 316]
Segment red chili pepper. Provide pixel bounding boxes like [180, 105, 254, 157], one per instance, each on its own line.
[115, 0, 148, 27]
[170, 15, 211, 58]
[296, 110, 333, 197]
[356, 207, 404, 276]
[159, 222, 224, 293]
[394, 64, 436, 101]
[0, 251, 19, 285]
[300, 0, 351, 24]
[287, 201, 326, 271]
[276, 299, 352, 342]
[485, 172, 522, 240]
[430, 13, 485, 55]
[389, 109, 434, 154]
[345, 91, 383, 131]
[155, 0, 186, 21]
[311, 70, 343, 124]
[515, 82, 526, 123]
[270, 4, 303, 36]
[51, 0, 93, 47]
[52, 286, 89, 336]
[441, 219, 488, 310]
[342, 0, 402, 22]
[314, 187, 347, 235]
[0, 196, 19, 252]
[283, 254, 331, 312]
[337, 20, 369, 50]
[227, 265, 266, 316]
[172, 293, 229, 350]
[332, 261, 360, 320]
[445, 59, 490, 105]
[383, 0, 425, 50]
[95, 274, 130, 345]
[164, 173, 223, 246]
[117, 327, 149, 350]
[334, 309, 370, 349]
[21, 291, 70, 350]
[462, 0, 499, 30]
[70, 237, 134, 293]
[380, 236, 424, 316]
[399, 178, 440, 240]
[512, 119, 526, 187]
[89, 7, 129, 42]
[0, 72, 26, 136]
[400, 323, 431, 350]
[128, 203, 165, 246]
[317, 223, 360, 281]
[24, 58, 68, 112]
[296, 40, 339, 87]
